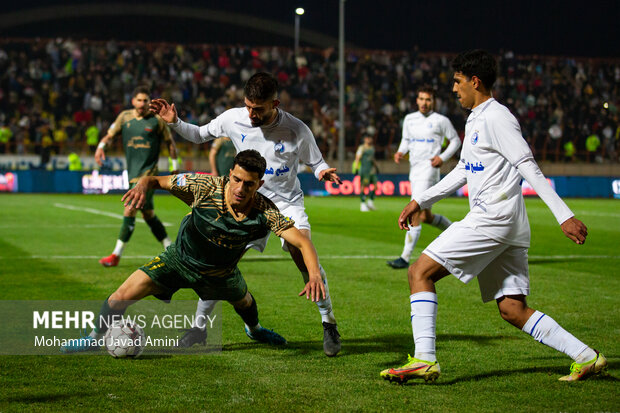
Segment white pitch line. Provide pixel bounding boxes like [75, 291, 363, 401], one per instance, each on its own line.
[53, 203, 172, 226]
[1, 254, 619, 260]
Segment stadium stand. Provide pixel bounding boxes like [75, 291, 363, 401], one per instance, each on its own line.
[0, 38, 618, 166]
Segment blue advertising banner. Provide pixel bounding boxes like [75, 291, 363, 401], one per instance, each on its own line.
[0, 170, 618, 198]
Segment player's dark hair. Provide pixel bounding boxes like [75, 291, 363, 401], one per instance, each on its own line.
[417, 84, 436, 99]
[132, 85, 151, 98]
[451, 49, 497, 89]
[244, 72, 278, 102]
[234, 149, 267, 179]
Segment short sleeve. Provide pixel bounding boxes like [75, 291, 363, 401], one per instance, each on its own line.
[168, 173, 218, 207]
[107, 112, 125, 137]
[262, 199, 295, 236]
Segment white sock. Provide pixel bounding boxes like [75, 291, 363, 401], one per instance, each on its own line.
[401, 225, 421, 261]
[431, 214, 452, 231]
[246, 322, 262, 333]
[303, 265, 337, 324]
[162, 237, 172, 248]
[411, 291, 438, 362]
[192, 299, 219, 330]
[522, 310, 590, 361]
[112, 239, 125, 257]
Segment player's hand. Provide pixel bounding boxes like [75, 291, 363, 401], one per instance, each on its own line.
[398, 199, 421, 230]
[94, 147, 105, 166]
[149, 98, 178, 123]
[319, 168, 342, 184]
[430, 156, 443, 167]
[298, 274, 326, 302]
[394, 152, 405, 164]
[121, 183, 147, 210]
[561, 217, 588, 245]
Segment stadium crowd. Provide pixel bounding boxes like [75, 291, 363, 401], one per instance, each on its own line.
[0, 38, 618, 165]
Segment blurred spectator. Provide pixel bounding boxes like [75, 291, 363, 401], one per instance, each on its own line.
[85, 123, 100, 153]
[0, 38, 617, 165]
[0, 123, 12, 153]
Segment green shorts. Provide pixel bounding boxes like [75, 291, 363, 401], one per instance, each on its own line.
[360, 173, 377, 186]
[139, 244, 248, 303]
[129, 182, 155, 211]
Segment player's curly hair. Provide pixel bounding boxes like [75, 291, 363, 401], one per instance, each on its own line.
[244, 72, 278, 102]
[234, 149, 267, 178]
[451, 49, 497, 89]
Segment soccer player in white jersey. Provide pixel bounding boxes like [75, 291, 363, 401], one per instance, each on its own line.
[380, 50, 606, 383]
[387, 85, 461, 269]
[149, 72, 342, 356]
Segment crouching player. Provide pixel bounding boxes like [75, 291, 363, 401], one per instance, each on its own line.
[61, 150, 325, 353]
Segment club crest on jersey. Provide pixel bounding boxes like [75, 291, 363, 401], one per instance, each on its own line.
[274, 142, 285, 153]
[427, 122, 433, 128]
[144, 127, 153, 132]
[471, 131, 479, 145]
[176, 174, 188, 187]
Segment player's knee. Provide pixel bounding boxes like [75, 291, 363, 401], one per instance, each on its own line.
[230, 292, 253, 310]
[408, 261, 430, 286]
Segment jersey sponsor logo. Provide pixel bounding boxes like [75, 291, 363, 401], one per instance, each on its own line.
[127, 137, 151, 149]
[241, 133, 247, 142]
[274, 142, 285, 153]
[465, 161, 485, 173]
[265, 165, 290, 176]
[471, 131, 479, 145]
[176, 174, 187, 187]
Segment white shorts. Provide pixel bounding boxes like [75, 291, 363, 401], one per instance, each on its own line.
[247, 201, 311, 253]
[422, 221, 530, 303]
[409, 179, 437, 202]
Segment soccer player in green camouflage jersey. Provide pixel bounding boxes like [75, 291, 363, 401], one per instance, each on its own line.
[354, 134, 379, 211]
[95, 86, 179, 267]
[209, 137, 236, 176]
[61, 150, 325, 353]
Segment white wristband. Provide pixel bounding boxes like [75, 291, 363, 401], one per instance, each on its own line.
[97, 142, 106, 150]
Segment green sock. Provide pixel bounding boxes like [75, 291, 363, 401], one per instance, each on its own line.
[94, 297, 126, 336]
[119, 216, 136, 242]
[145, 216, 167, 242]
[234, 294, 259, 328]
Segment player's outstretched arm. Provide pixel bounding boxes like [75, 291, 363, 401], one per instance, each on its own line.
[279, 227, 326, 302]
[318, 168, 342, 184]
[149, 98, 178, 124]
[560, 217, 588, 245]
[122, 175, 172, 210]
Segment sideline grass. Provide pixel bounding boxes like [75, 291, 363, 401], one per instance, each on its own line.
[0, 193, 618, 412]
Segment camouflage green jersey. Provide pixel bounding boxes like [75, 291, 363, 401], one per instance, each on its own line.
[108, 110, 171, 182]
[213, 137, 236, 175]
[356, 144, 376, 176]
[169, 174, 295, 277]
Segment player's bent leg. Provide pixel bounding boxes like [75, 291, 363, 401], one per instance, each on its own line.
[380, 355, 441, 384]
[287, 229, 341, 356]
[231, 292, 286, 346]
[100, 206, 139, 267]
[508, 298, 607, 381]
[380, 254, 449, 380]
[177, 299, 219, 347]
[408, 253, 450, 294]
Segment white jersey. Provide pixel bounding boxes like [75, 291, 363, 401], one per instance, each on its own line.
[398, 111, 460, 181]
[172, 108, 329, 204]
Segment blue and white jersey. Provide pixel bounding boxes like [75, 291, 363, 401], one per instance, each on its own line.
[175, 108, 329, 204]
[398, 111, 460, 181]
[458, 98, 533, 247]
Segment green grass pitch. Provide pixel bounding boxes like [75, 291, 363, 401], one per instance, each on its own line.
[0, 193, 618, 411]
